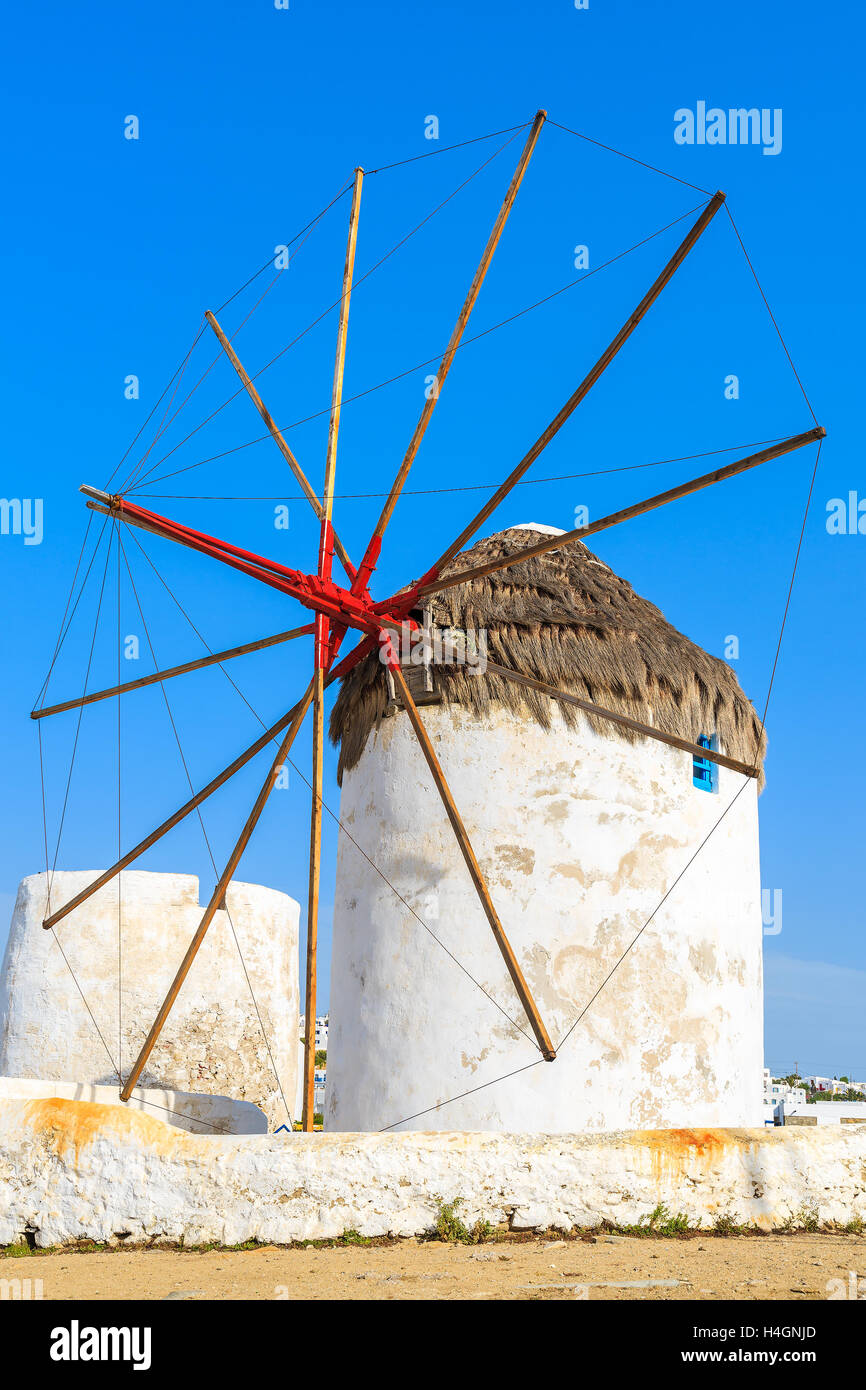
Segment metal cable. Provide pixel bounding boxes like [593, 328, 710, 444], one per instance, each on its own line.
[122, 527, 537, 1049]
[132, 434, 794, 503]
[130, 129, 525, 489]
[117, 533, 295, 1125]
[548, 118, 713, 195]
[132, 199, 706, 490]
[725, 204, 819, 426]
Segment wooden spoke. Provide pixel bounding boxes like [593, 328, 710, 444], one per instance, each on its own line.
[388, 661, 556, 1060]
[420, 426, 825, 596]
[31, 624, 314, 721]
[120, 679, 315, 1100]
[41, 632, 366, 933]
[323, 167, 363, 525]
[423, 191, 728, 581]
[303, 167, 364, 1131]
[302, 665, 325, 1131]
[42, 696, 307, 930]
[485, 661, 759, 777]
[204, 309, 357, 582]
[352, 113, 547, 593]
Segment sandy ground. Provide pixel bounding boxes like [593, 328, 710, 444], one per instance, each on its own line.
[5, 1232, 865, 1301]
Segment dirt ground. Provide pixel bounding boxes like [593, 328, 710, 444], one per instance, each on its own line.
[6, 1231, 865, 1300]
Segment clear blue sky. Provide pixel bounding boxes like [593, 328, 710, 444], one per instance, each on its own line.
[0, 1, 862, 1079]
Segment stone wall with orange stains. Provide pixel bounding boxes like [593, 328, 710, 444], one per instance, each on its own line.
[1, 1098, 864, 1247]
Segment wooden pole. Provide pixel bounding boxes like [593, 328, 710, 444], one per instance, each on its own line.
[42, 696, 307, 930]
[420, 426, 825, 595]
[120, 679, 315, 1101]
[352, 113, 547, 593]
[388, 661, 555, 1060]
[485, 661, 759, 776]
[302, 665, 325, 1131]
[204, 310, 356, 581]
[85, 500, 364, 632]
[41, 632, 365, 933]
[323, 167, 363, 526]
[31, 623, 314, 721]
[424, 191, 728, 579]
[303, 167, 364, 1131]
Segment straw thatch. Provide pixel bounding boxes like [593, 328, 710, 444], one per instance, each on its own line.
[330, 526, 767, 785]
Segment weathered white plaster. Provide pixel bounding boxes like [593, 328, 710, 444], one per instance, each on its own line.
[0, 871, 298, 1129]
[0, 1076, 266, 1135]
[0, 1099, 862, 1247]
[327, 702, 763, 1132]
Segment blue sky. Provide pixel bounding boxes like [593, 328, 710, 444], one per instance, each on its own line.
[0, 0, 862, 1078]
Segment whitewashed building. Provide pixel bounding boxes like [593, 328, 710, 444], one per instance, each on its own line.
[299, 1015, 329, 1050]
[805, 1076, 850, 1095]
[0, 870, 299, 1129]
[762, 1069, 808, 1121]
[325, 526, 768, 1133]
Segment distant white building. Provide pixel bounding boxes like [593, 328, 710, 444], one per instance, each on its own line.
[298, 1015, 329, 1050]
[294, 1020, 329, 1122]
[806, 1101, 866, 1125]
[762, 1068, 807, 1122]
[804, 1075, 848, 1095]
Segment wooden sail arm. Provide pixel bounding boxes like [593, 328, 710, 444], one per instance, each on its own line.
[418, 426, 825, 596]
[387, 660, 556, 1060]
[303, 167, 364, 1131]
[83, 491, 382, 638]
[415, 191, 728, 588]
[31, 623, 315, 721]
[40, 637, 372, 931]
[484, 662, 760, 777]
[351, 112, 547, 595]
[204, 310, 357, 583]
[119, 680, 315, 1101]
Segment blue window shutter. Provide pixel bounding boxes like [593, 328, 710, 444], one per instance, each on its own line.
[693, 735, 717, 792]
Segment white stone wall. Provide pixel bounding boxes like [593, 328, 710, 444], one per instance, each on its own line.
[0, 1098, 863, 1247]
[327, 702, 763, 1133]
[0, 1076, 266, 1135]
[0, 871, 298, 1130]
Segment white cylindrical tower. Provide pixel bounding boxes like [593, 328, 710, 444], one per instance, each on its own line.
[0, 870, 299, 1129]
[325, 527, 766, 1133]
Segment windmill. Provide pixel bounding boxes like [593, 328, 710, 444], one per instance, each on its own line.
[30, 110, 824, 1133]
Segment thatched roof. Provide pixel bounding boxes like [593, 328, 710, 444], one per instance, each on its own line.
[330, 525, 767, 785]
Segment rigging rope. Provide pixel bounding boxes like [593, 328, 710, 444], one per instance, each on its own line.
[378, 1059, 545, 1133]
[555, 436, 823, 1054]
[131, 199, 707, 490]
[33, 513, 103, 710]
[366, 122, 530, 175]
[130, 434, 797, 503]
[47, 527, 115, 897]
[547, 118, 713, 195]
[116, 521, 123, 1082]
[122, 526, 540, 1050]
[129, 128, 526, 491]
[110, 176, 354, 495]
[117, 532, 295, 1125]
[36, 117, 826, 1134]
[724, 204, 819, 427]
